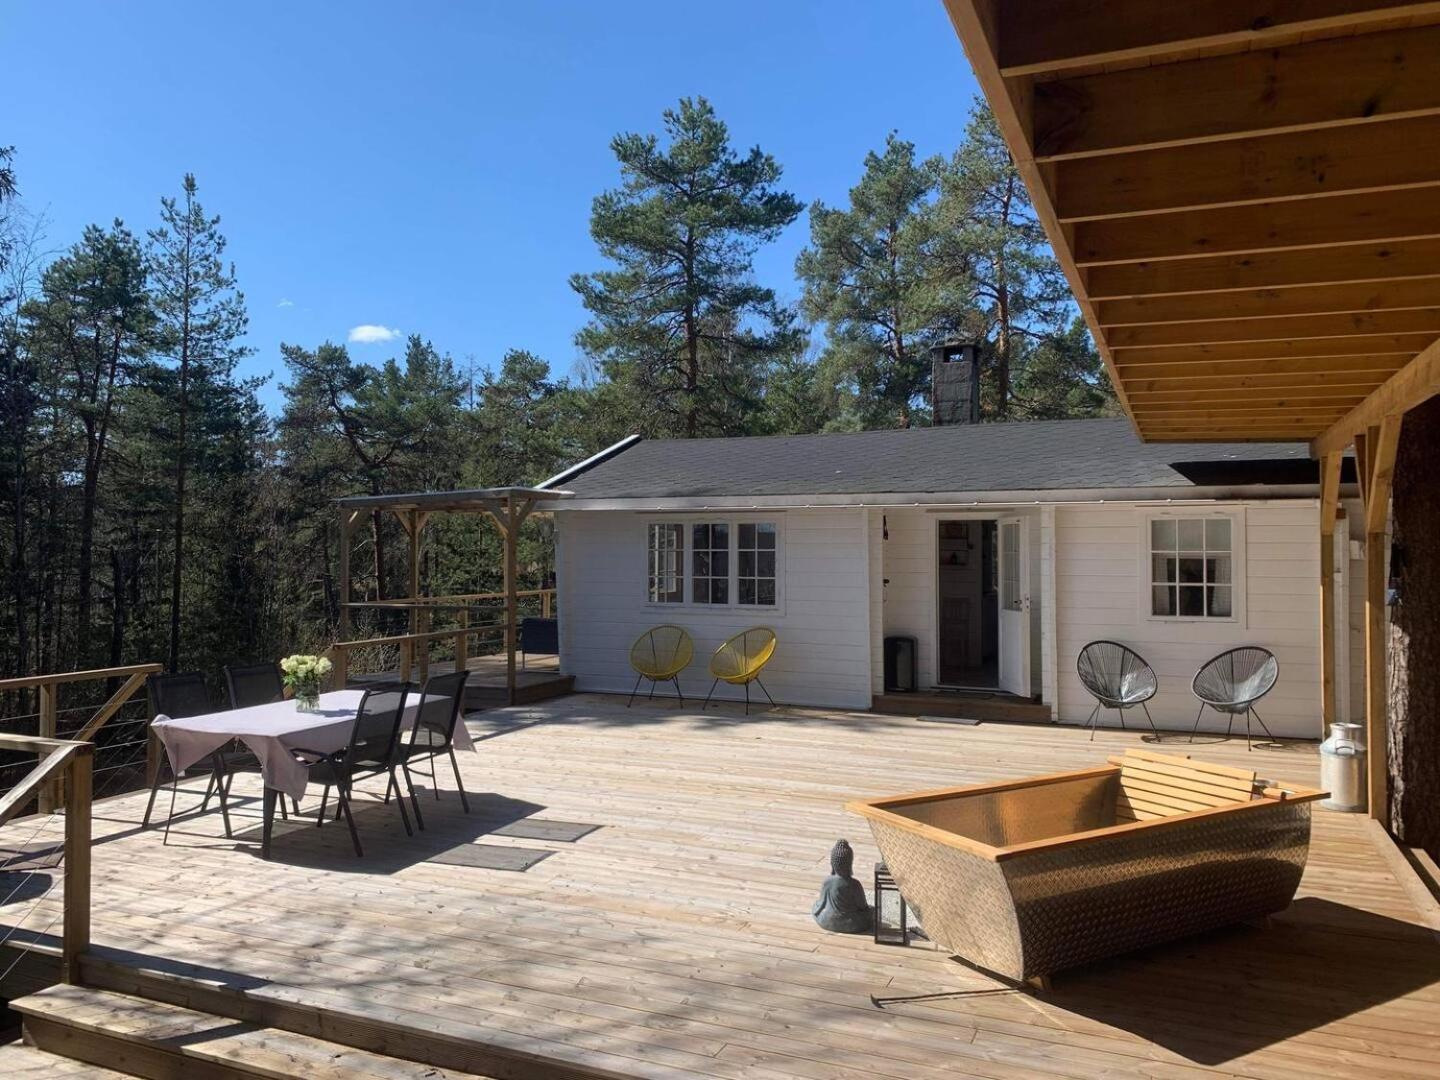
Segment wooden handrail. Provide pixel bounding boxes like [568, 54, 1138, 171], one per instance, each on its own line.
[330, 624, 505, 650]
[341, 587, 555, 609]
[328, 622, 508, 687]
[0, 735, 93, 983]
[0, 662, 161, 693]
[0, 664, 159, 814]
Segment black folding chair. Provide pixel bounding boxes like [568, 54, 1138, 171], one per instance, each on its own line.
[142, 672, 236, 841]
[224, 662, 284, 709]
[288, 683, 413, 857]
[222, 660, 298, 817]
[396, 670, 471, 830]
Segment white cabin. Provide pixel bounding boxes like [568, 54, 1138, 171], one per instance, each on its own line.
[541, 419, 1362, 739]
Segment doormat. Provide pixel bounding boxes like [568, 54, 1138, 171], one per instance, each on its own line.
[427, 844, 553, 872]
[915, 715, 982, 726]
[490, 819, 600, 843]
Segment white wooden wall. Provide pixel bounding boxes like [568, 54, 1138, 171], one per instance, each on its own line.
[555, 508, 873, 709]
[1052, 501, 1327, 739]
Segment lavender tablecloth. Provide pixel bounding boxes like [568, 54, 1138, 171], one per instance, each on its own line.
[152, 689, 475, 801]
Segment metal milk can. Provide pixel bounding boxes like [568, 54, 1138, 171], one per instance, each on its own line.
[1319, 722, 1366, 812]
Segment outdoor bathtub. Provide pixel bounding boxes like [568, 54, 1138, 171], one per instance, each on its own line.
[847, 751, 1325, 983]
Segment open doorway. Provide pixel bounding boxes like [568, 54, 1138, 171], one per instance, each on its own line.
[936, 520, 999, 688]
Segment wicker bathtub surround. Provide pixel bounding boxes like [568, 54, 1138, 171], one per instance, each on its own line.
[847, 750, 1325, 981]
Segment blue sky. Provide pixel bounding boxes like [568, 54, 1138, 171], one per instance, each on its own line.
[3, 1, 979, 410]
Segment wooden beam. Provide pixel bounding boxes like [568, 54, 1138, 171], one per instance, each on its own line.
[1113, 353, 1410, 381]
[1107, 309, 1440, 348]
[1364, 417, 1403, 534]
[1031, 24, 1440, 160]
[37, 683, 57, 814]
[1320, 452, 1345, 536]
[1096, 278, 1440, 327]
[1128, 385, 1372, 404]
[1125, 370, 1388, 394]
[1072, 188, 1440, 266]
[72, 671, 149, 744]
[1135, 393, 1368, 413]
[336, 508, 353, 688]
[0, 744, 81, 828]
[1086, 238, 1440, 300]
[1054, 113, 1440, 221]
[1136, 407, 1350, 426]
[1313, 336, 1440, 454]
[998, 1, 1440, 77]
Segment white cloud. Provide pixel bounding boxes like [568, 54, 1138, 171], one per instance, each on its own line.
[277, 298, 294, 308]
[348, 324, 400, 344]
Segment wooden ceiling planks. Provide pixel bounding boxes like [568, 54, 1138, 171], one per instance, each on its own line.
[942, 0, 1440, 445]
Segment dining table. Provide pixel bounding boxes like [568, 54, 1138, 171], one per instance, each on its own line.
[151, 689, 476, 856]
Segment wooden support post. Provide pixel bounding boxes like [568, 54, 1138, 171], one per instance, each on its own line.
[1359, 416, 1402, 822]
[542, 590, 552, 619]
[62, 745, 93, 984]
[1319, 452, 1342, 738]
[37, 683, 57, 814]
[337, 508, 356, 688]
[1366, 530, 1388, 822]
[504, 497, 518, 707]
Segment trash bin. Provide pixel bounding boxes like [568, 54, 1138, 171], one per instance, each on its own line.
[884, 636, 917, 692]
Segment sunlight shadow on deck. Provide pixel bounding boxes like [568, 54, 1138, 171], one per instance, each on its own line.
[1035, 898, 1440, 1066]
[229, 791, 552, 874]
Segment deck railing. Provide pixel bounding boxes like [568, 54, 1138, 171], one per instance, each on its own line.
[0, 732, 93, 983]
[0, 664, 161, 811]
[334, 588, 555, 685]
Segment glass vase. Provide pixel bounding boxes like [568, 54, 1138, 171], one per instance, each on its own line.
[294, 683, 321, 712]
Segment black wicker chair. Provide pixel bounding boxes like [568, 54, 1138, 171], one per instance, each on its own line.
[396, 670, 471, 830]
[142, 672, 235, 840]
[1076, 641, 1160, 741]
[292, 683, 413, 857]
[224, 661, 284, 709]
[1189, 646, 1280, 750]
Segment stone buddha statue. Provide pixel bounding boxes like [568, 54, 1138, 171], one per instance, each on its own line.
[812, 839, 873, 934]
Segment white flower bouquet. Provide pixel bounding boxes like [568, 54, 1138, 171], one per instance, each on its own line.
[280, 654, 332, 711]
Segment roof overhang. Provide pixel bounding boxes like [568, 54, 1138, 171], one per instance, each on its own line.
[336, 486, 571, 513]
[941, 1, 1440, 450]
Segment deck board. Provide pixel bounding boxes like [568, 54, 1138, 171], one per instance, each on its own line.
[4, 695, 1439, 1079]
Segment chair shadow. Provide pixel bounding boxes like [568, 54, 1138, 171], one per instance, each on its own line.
[1035, 897, 1440, 1065]
[232, 790, 549, 875]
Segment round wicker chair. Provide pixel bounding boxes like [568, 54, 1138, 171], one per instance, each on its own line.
[1189, 646, 1280, 750]
[628, 625, 694, 706]
[703, 627, 778, 715]
[1076, 640, 1160, 741]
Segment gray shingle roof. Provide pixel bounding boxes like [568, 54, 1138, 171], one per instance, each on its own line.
[558, 418, 1316, 500]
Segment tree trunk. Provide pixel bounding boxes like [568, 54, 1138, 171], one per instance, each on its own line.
[1386, 395, 1440, 858]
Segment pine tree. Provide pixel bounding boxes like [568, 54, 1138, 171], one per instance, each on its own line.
[796, 134, 954, 428]
[146, 174, 251, 671]
[571, 97, 803, 438]
[930, 102, 1070, 419]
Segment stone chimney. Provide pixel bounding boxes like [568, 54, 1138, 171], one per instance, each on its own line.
[931, 341, 980, 425]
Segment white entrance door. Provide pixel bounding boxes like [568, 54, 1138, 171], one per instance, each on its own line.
[997, 517, 1030, 697]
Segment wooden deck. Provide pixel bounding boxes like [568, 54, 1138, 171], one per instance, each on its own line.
[4, 695, 1439, 1079]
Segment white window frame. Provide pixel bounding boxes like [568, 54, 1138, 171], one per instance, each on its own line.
[641, 515, 784, 613]
[1137, 508, 1246, 625]
[645, 522, 685, 604]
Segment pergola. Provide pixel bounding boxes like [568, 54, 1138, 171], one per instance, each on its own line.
[333, 486, 570, 705]
[942, 2, 1440, 821]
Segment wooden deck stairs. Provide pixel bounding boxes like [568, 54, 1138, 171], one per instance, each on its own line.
[1, 945, 621, 1080]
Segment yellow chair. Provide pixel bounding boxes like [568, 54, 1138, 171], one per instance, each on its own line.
[703, 627, 778, 714]
[628, 625, 694, 706]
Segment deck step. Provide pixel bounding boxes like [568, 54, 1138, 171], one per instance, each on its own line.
[11, 984, 494, 1080]
[0, 1043, 132, 1078]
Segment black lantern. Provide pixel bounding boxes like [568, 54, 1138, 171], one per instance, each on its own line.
[873, 862, 909, 946]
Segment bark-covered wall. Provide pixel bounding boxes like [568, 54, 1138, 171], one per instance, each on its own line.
[1386, 395, 1440, 858]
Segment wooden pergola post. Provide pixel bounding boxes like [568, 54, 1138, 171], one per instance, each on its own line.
[1318, 452, 1342, 738]
[504, 495, 518, 706]
[337, 508, 358, 689]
